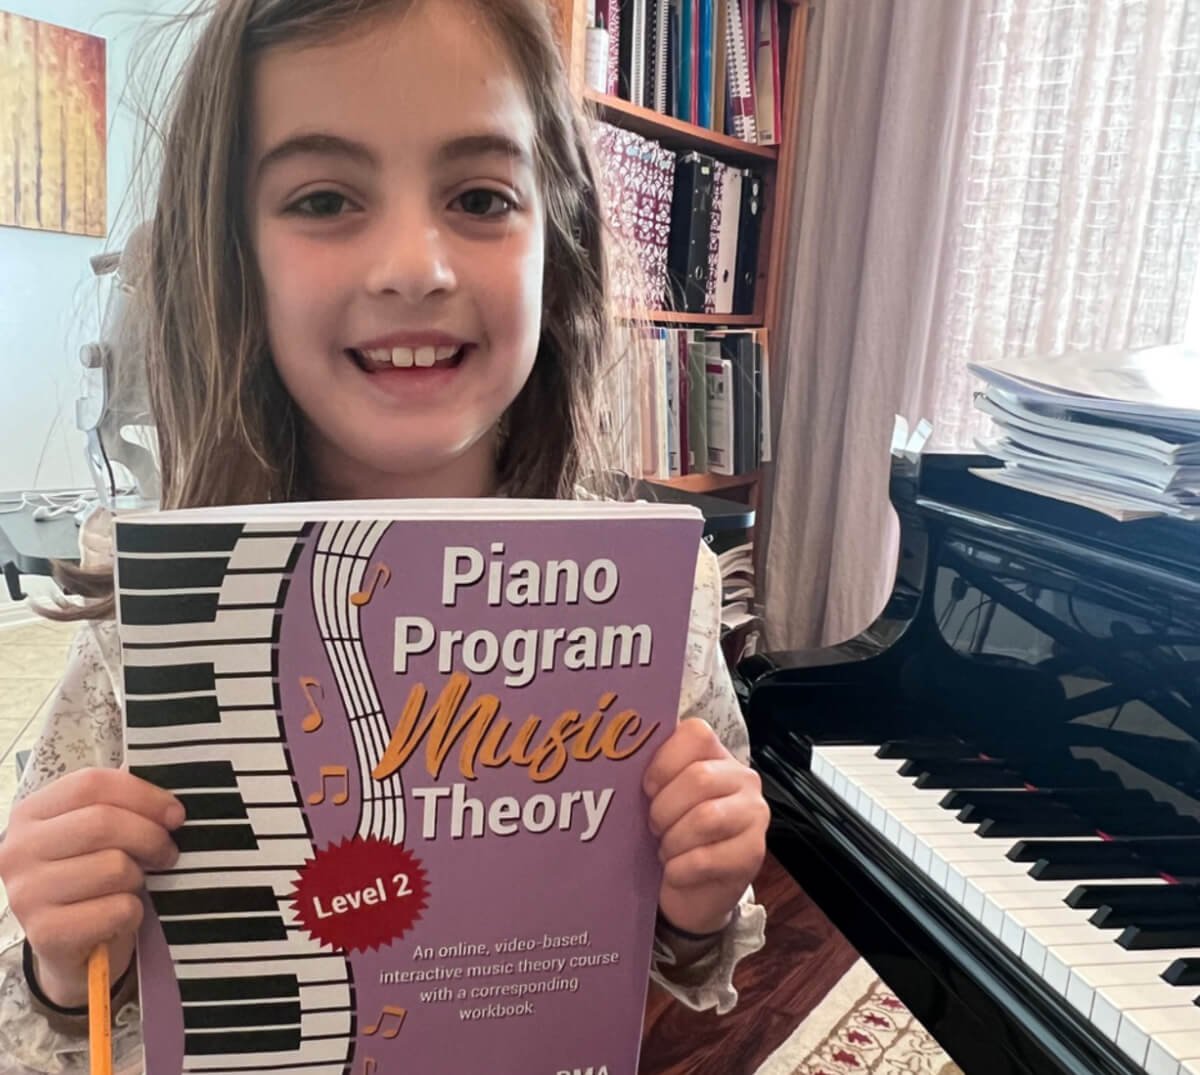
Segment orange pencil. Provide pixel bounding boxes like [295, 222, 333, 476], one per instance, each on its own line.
[88, 944, 112, 1075]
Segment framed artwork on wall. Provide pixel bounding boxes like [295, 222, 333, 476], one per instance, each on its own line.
[0, 11, 107, 237]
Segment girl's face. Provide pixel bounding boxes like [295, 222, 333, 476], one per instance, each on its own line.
[246, 1, 545, 499]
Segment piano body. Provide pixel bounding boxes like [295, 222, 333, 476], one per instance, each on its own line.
[744, 454, 1200, 1075]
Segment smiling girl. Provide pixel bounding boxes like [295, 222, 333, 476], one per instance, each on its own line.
[0, 3, 768, 1070]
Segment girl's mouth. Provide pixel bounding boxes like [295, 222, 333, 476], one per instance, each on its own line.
[348, 345, 468, 372]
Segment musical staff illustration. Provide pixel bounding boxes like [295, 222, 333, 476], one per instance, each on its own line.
[350, 563, 392, 607]
[364, 1004, 407, 1039]
[307, 765, 350, 806]
[299, 676, 325, 733]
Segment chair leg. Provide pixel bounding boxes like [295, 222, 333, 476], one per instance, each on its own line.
[3, 562, 25, 602]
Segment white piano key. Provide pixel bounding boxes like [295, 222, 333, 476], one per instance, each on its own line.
[217, 572, 288, 607]
[129, 709, 282, 746]
[245, 806, 310, 837]
[1147, 1031, 1200, 1075]
[173, 837, 314, 871]
[237, 775, 302, 804]
[128, 740, 290, 774]
[812, 744, 1200, 1075]
[183, 1032, 351, 1072]
[226, 538, 303, 571]
[214, 677, 278, 708]
[125, 643, 275, 676]
[150, 868, 300, 897]
[176, 953, 348, 984]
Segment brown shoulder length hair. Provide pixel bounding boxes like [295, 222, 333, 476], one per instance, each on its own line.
[49, 0, 618, 622]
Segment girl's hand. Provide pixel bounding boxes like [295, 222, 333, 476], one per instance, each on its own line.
[0, 768, 185, 1008]
[644, 719, 770, 937]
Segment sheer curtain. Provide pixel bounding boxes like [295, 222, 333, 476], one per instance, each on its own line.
[761, 0, 1200, 651]
[929, 0, 1200, 450]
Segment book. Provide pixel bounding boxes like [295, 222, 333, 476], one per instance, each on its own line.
[113, 499, 705, 1075]
[706, 356, 735, 474]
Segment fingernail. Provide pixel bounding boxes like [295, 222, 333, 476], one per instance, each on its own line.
[165, 802, 186, 829]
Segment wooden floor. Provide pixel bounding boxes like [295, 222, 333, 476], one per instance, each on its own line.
[639, 852, 859, 1075]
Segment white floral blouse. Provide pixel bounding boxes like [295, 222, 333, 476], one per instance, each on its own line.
[0, 515, 765, 1074]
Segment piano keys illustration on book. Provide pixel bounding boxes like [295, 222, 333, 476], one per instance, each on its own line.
[116, 502, 703, 1075]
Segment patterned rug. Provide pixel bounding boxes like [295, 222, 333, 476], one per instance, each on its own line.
[755, 959, 963, 1075]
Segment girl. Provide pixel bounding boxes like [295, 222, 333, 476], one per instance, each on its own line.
[0, 0, 769, 1071]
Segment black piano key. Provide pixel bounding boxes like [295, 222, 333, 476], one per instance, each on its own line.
[1073, 883, 1200, 917]
[180, 974, 298, 1003]
[124, 662, 215, 696]
[974, 815, 1094, 838]
[1163, 958, 1200, 987]
[162, 916, 287, 945]
[1070, 883, 1200, 907]
[1118, 918, 1200, 950]
[151, 887, 279, 917]
[120, 592, 221, 627]
[185, 1027, 301, 1055]
[876, 739, 973, 760]
[1030, 858, 1160, 881]
[172, 823, 258, 853]
[1010, 836, 1200, 870]
[174, 792, 249, 821]
[1009, 840, 1142, 866]
[903, 760, 1026, 790]
[125, 694, 221, 729]
[130, 761, 237, 789]
[183, 1000, 301, 1031]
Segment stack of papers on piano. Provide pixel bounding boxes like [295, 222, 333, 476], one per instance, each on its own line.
[968, 346, 1200, 521]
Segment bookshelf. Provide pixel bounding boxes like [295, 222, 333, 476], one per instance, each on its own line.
[552, 0, 810, 503]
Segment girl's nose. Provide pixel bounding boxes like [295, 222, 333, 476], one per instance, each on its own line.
[364, 217, 457, 303]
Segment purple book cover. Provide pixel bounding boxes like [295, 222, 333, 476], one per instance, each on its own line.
[113, 502, 703, 1075]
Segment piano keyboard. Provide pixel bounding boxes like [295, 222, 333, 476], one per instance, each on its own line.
[812, 742, 1200, 1075]
[120, 522, 355, 1073]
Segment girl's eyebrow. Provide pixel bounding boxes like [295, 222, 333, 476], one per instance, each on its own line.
[255, 131, 532, 180]
[256, 133, 377, 179]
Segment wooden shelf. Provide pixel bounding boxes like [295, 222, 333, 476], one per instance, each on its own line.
[649, 471, 761, 494]
[583, 90, 779, 165]
[627, 310, 764, 327]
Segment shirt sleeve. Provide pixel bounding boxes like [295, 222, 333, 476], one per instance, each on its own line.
[648, 543, 766, 1014]
[0, 621, 145, 1073]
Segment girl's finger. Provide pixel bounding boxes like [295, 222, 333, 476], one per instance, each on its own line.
[38, 804, 180, 870]
[647, 758, 755, 838]
[24, 892, 145, 968]
[7, 850, 144, 914]
[18, 767, 183, 829]
[661, 830, 767, 893]
[657, 793, 758, 863]
[642, 719, 728, 800]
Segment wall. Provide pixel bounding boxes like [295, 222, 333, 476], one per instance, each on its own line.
[0, 1, 188, 496]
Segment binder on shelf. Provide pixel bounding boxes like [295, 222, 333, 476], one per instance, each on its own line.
[667, 151, 716, 314]
[733, 169, 762, 314]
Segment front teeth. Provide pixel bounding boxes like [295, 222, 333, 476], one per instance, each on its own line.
[360, 346, 460, 368]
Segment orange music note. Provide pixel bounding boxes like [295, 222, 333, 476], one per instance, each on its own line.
[363, 1060, 377, 1075]
[307, 765, 349, 806]
[351, 563, 392, 607]
[364, 1005, 407, 1039]
[299, 676, 324, 733]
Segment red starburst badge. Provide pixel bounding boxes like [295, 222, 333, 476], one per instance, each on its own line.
[290, 836, 429, 953]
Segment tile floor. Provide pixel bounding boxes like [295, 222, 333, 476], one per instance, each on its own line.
[0, 617, 79, 912]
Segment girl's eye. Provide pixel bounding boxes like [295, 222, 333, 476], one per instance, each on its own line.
[454, 189, 516, 218]
[286, 191, 355, 217]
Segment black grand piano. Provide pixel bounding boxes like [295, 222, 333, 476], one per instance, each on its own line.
[743, 454, 1200, 1075]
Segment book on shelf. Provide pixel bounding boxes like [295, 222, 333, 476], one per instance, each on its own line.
[113, 499, 705, 1075]
[597, 0, 781, 144]
[607, 325, 767, 481]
